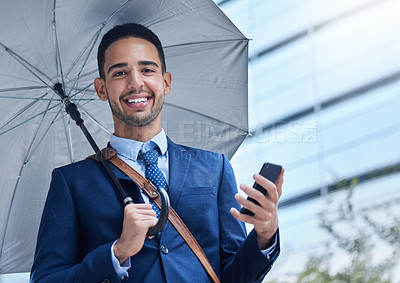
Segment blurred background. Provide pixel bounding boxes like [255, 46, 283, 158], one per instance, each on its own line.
[1, 0, 400, 282]
[217, 0, 400, 282]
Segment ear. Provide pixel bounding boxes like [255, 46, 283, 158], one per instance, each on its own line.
[94, 77, 108, 101]
[163, 72, 172, 95]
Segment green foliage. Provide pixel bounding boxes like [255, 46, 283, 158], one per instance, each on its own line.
[293, 179, 400, 283]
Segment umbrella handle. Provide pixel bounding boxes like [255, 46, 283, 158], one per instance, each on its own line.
[147, 187, 170, 236]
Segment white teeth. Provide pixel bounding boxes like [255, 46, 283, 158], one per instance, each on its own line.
[127, 97, 148, 103]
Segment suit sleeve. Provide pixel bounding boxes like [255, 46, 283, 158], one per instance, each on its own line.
[30, 168, 120, 283]
[218, 155, 280, 283]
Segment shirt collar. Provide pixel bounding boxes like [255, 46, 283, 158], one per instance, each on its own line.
[110, 129, 167, 161]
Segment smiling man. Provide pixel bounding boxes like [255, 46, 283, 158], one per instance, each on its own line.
[95, 36, 171, 139]
[31, 23, 283, 283]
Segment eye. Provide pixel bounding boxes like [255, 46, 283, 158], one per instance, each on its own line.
[113, 70, 126, 77]
[142, 68, 155, 74]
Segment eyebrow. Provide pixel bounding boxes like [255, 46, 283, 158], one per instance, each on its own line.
[107, 63, 127, 75]
[107, 61, 160, 75]
[139, 60, 159, 68]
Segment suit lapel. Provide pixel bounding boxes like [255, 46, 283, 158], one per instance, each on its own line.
[167, 138, 191, 208]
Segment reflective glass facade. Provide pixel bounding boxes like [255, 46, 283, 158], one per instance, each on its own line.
[216, 0, 400, 281]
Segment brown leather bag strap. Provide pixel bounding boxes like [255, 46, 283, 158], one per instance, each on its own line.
[89, 148, 220, 283]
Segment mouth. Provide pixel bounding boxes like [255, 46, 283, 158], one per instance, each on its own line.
[122, 93, 153, 109]
[125, 97, 150, 104]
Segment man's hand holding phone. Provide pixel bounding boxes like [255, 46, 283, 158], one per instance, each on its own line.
[230, 163, 284, 250]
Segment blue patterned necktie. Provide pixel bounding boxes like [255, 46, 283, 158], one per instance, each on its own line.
[138, 149, 167, 218]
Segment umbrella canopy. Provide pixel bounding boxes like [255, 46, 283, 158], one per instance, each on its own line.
[0, 0, 248, 273]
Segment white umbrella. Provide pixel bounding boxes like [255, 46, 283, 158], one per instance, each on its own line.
[0, 0, 248, 273]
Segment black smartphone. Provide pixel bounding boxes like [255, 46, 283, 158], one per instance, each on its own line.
[240, 162, 282, 216]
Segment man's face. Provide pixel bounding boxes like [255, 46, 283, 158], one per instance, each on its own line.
[95, 37, 171, 133]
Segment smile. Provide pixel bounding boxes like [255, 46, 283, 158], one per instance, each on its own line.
[126, 97, 149, 104]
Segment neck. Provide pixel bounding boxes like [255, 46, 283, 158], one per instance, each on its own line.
[113, 123, 162, 142]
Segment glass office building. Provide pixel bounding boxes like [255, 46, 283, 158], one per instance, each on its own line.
[215, 0, 400, 281]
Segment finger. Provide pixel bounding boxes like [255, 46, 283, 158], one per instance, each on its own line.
[240, 183, 271, 212]
[235, 193, 274, 218]
[126, 203, 154, 210]
[253, 174, 279, 202]
[275, 168, 284, 198]
[135, 209, 157, 217]
[235, 193, 260, 215]
[239, 179, 277, 208]
[124, 209, 157, 223]
[125, 203, 153, 212]
[230, 207, 254, 223]
[230, 207, 269, 226]
[239, 182, 267, 201]
[125, 203, 156, 215]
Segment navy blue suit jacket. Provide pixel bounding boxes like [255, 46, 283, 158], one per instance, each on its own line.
[31, 138, 280, 282]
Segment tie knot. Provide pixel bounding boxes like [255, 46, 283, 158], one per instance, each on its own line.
[138, 149, 160, 166]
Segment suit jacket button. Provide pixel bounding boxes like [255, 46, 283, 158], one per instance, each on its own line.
[161, 245, 169, 254]
[102, 279, 110, 283]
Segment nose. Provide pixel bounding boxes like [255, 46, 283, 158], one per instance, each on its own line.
[127, 69, 144, 90]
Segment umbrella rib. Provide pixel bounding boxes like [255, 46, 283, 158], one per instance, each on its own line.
[25, 109, 64, 164]
[163, 38, 249, 50]
[65, 31, 101, 79]
[61, 110, 74, 163]
[67, 29, 103, 97]
[0, 102, 60, 136]
[69, 82, 95, 103]
[0, 83, 95, 102]
[24, 94, 61, 163]
[73, 69, 98, 81]
[163, 102, 248, 134]
[0, 42, 51, 85]
[0, 92, 49, 133]
[52, 0, 66, 88]
[0, 86, 47, 94]
[0, 152, 30, 264]
[0, 95, 65, 101]
[103, 0, 134, 23]
[79, 105, 112, 135]
[0, 95, 94, 102]
[69, 83, 96, 107]
[72, 82, 94, 97]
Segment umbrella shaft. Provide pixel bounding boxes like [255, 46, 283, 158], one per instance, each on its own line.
[55, 82, 133, 206]
[78, 121, 132, 203]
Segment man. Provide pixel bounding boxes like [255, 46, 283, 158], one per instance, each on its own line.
[31, 23, 284, 282]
